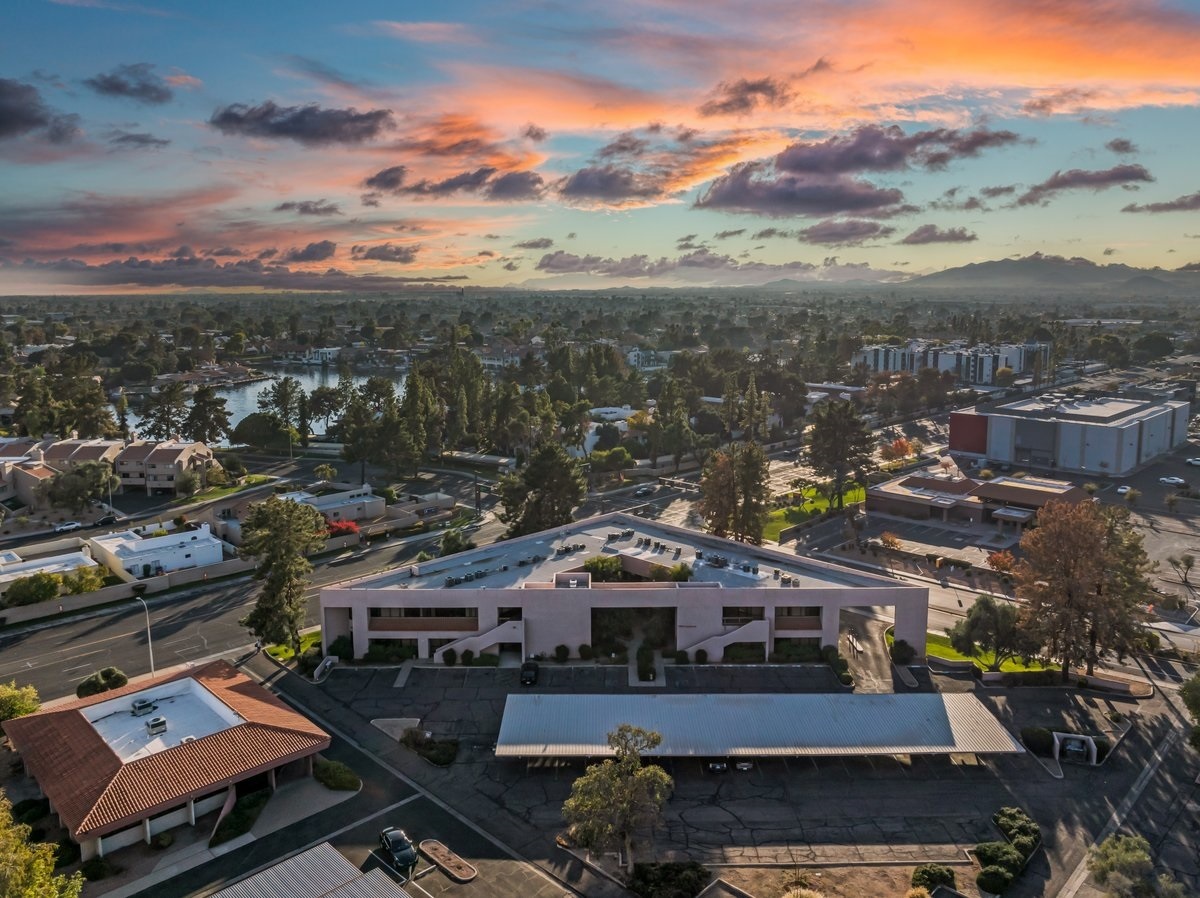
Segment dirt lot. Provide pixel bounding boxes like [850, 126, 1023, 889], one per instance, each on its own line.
[718, 864, 980, 898]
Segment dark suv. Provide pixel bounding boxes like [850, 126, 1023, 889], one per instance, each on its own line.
[378, 827, 418, 872]
[520, 660, 539, 685]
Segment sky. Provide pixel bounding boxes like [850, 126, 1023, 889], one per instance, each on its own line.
[3, 0, 1200, 294]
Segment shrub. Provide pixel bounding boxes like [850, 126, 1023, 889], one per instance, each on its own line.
[839, 672, 853, 686]
[578, 643, 594, 660]
[905, 890, 931, 898]
[890, 639, 916, 665]
[911, 863, 956, 891]
[995, 807, 1041, 845]
[54, 838, 80, 869]
[1020, 726, 1054, 756]
[12, 798, 49, 824]
[475, 652, 500, 667]
[210, 789, 272, 847]
[460, 649, 474, 666]
[152, 832, 174, 850]
[976, 865, 1013, 894]
[314, 758, 361, 791]
[674, 650, 688, 664]
[443, 648, 457, 667]
[327, 635, 353, 660]
[1001, 669, 1060, 687]
[554, 644, 570, 663]
[975, 841, 1024, 875]
[1011, 835, 1038, 858]
[326, 519, 360, 537]
[695, 649, 708, 664]
[296, 647, 322, 676]
[1094, 736, 1111, 762]
[423, 741, 458, 766]
[76, 666, 128, 698]
[1088, 834, 1153, 888]
[82, 857, 119, 881]
[628, 861, 712, 898]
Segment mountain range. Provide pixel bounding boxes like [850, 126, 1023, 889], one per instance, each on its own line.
[899, 253, 1200, 292]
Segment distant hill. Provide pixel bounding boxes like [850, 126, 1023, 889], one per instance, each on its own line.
[904, 253, 1199, 293]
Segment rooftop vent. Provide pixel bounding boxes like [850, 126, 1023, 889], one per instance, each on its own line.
[131, 698, 155, 717]
[180, 735, 196, 744]
[146, 716, 167, 735]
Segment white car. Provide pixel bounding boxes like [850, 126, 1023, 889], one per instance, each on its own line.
[1115, 485, 1132, 495]
[1186, 458, 1200, 466]
[1159, 476, 1187, 486]
[53, 521, 82, 533]
[634, 486, 655, 497]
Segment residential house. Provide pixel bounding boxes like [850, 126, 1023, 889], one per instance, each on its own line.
[90, 523, 225, 579]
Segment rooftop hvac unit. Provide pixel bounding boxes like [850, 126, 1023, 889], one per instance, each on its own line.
[131, 698, 155, 717]
[180, 736, 196, 744]
[146, 716, 167, 735]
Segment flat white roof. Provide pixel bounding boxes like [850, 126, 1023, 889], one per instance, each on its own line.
[91, 524, 220, 559]
[83, 678, 243, 762]
[495, 693, 1023, 758]
[0, 552, 97, 589]
[339, 512, 902, 593]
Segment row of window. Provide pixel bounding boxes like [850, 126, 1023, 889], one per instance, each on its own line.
[369, 607, 477, 618]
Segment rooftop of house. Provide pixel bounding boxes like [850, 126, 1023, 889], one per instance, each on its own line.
[0, 551, 97, 588]
[330, 512, 906, 594]
[3, 661, 330, 839]
[870, 464, 1089, 508]
[92, 523, 219, 558]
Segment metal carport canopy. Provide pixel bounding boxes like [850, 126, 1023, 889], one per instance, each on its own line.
[495, 693, 1023, 758]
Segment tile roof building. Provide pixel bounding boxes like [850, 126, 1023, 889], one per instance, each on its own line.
[4, 660, 329, 860]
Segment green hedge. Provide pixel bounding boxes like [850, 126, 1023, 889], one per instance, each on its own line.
[976, 865, 1013, 894]
[314, 758, 361, 791]
[1020, 726, 1054, 756]
[911, 863, 956, 891]
[975, 841, 1024, 875]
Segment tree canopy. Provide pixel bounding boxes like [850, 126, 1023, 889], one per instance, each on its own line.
[497, 442, 586, 537]
[0, 681, 40, 731]
[240, 497, 328, 654]
[562, 725, 673, 874]
[807, 400, 874, 509]
[1016, 501, 1153, 679]
[946, 594, 1032, 671]
[0, 796, 83, 898]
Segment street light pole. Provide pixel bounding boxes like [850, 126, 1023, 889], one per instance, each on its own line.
[133, 596, 155, 676]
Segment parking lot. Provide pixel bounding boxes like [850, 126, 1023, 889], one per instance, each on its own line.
[292, 656, 1194, 898]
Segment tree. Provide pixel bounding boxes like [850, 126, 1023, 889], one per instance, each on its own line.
[0, 680, 39, 729]
[231, 412, 292, 450]
[496, 442, 586, 537]
[439, 529, 476, 557]
[258, 375, 305, 432]
[562, 725, 673, 874]
[0, 795, 84, 898]
[699, 449, 738, 538]
[1016, 501, 1153, 679]
[338, 393, 377, 483]
[182, 385, 232, 445]
[1167, 554, 1194, 586]
[946, 595, 1032, 672]
[3, 572, 61, 607]
[986, 550, 1016, 575]
[1125, 488, 1141, 507]
[60, 565, 106, 595]
[314, 463, 338, 483]
[138, 381, 190, 440]
[240, 497, 328, 655]
[42, 461, 118, 513]
[807, 400, 873, 509]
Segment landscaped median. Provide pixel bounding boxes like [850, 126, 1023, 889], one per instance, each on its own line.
[885, 627, 1048, 675]
[762, 484, 865, 542]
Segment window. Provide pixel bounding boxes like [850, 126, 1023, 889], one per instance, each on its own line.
[185, 553, 191, 559]
[722, 606, 764, 626]
[370, 607, 477, 618]
[777, 606, 821, 617]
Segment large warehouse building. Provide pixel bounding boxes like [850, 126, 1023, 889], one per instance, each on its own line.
[320, 513, 929, 663]
[949, 393, 1189, 476]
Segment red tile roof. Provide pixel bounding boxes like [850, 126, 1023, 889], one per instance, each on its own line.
[4, 661, 330, 839]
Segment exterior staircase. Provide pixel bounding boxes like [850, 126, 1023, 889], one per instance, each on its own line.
[681, 619, 769, 662]
[432, 619, 524, 663]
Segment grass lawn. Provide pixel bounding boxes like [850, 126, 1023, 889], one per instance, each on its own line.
[762, 485, 865, 542]
[886, 627, 1047, 672]
[267, 629, 321, 662]
[171, 474, 272, 506]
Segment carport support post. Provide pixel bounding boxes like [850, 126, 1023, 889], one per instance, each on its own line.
[268, 767, 277, 791]
[187, 798, 196, 826]
[142, 817, 151, 845]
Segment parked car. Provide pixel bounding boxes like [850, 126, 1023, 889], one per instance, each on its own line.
[520, 660, 539, 686]
[378, 827, 418, 872]
[1187, 458, 1200, 466]
[634, 486, 655, 497]
[94, 514, 117, 526]
[53, 521, 82, 533]
[734, 761, 754, 772]
[706, 760, 729, 774]
[1115, 485, 1132, 495]
[1159, 476, 1187, 486]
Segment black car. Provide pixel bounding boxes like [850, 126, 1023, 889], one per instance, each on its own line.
[95, 514, 117, 527]
[520, 660, 539, 685]
[378, 827, 418, 872]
